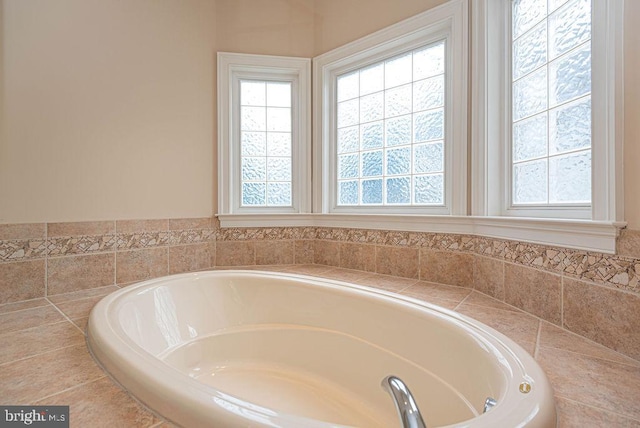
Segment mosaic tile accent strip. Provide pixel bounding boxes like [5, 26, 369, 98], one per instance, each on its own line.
[308, 227, 640, 293]
[116, 232, 172, 250]
[0, 220, 217, 262]
[48, 235, 118, 256]
[1, 219, 639, 293]
[0, 240, 48, 262]
[218, 227, 315, 241]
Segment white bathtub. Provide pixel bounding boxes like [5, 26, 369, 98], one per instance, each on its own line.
[87, 270, 557, 427]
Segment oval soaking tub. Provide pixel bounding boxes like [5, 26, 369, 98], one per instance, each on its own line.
[88, 270, 557, 428]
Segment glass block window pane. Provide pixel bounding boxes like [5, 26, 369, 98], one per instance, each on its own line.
[362, 179, 383, 204]
[511, 0, 591, 206]
[335, 40, 446, 207]
[514, 159, 548, 204]
[240, 80, 292, 207]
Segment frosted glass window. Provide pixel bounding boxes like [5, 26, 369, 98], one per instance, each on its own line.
[335, 40, 446, 206]
[240, 80, 292, 207]
[511, 0, 591, 206]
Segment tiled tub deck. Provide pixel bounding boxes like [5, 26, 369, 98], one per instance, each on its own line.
[1, 265, 639, 427]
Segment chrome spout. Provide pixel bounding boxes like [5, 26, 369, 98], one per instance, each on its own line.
[381, 375, 427, 428]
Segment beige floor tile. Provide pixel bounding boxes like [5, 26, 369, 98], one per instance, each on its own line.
[537, 347, 640, 420]
[461, 291, 522, 313]
[281, 264, 334, 275]
[0, 345, 104, 403]
[539, 322, 640, 367]
[0, 321, 84, 364]
[416, 297, 461, 311]
[0, 305, 66, 334]
[0, 298, 50, 314]
[320, 267, 370, 282]
[556, 397, 640, 428]
[253, 264, 295, 271]
[216, 265, 292, 272]
[150, 422, 179, 428]
[455, 303, 539, 354]
[353, 273, 418, 292]
[35, 377, 159, 428]
[53, 296, 105, 319]
[47, 285, 118, 304]
[401, 281, 472, 304]
[72, 317, 89, 333]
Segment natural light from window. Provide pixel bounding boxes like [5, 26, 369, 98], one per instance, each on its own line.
[335, 41, 446, 206]
[240, 80, 293, 207]
[511, 0, 592, 206]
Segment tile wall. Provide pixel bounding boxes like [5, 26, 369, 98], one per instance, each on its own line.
[1, 218, 639, 361]
[0, 219, 215, 303]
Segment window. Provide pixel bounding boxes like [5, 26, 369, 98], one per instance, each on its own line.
[511, 0, 592, 207]
[314, 0, 468, 215]
[335, 42, 446, 207]
[472, 0, 623, 222]
[217, 53, 311, 215]
[240, 80, 293, 207]
[216, 0, 620, 253]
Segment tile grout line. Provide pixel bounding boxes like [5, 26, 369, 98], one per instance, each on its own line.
[34, 375, 108, 404]
[465, 287, 640, 365]
[0, 318, 75, 338]
[560, 276, 564, 327]
[114, 220, 118, 288]
[533, 320, 543, 360]
[0, 343, 84, 368]
[453, 290, 473, 311]
[47, 287, 117, 305]
[85, 337, 175, 425]
[542, 344, 640, 368]
[555, 394, 640, 424]
[46, 297, 86, 336]
[45, 223, 49, 299]
[0, 299, 53, 316]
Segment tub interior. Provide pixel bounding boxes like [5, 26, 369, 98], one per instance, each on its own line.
[111, 272, 510, 427]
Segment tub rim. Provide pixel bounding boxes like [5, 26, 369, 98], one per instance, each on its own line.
[88, 269, 557, 428]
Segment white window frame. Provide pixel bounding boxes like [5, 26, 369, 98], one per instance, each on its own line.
[217, 52, 311, 216]
[313, 0, 468, 216]
[216, 0, 623, 254]
[471, 0, 625, 222]
[466, 0, 625, 252]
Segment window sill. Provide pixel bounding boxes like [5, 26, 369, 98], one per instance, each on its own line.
[216, 213, 625, 254]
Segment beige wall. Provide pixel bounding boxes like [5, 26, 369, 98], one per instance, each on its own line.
[312, 0, 640, 228]
[624, 1, 640, 229]
[0, 0, 216, 223]
[1, 0, 638, 229]
[215, 0, 315, 58]
[312, 0, 448, 55]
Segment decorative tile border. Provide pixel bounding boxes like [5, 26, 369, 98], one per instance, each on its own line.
[0, 221, 216, 261]
[0, 218, 638, 360]
[0, 239, 48, 262]
[310, 228, 640, 293]
[1, 219, 638, 294]
[48, 235, 118, 256]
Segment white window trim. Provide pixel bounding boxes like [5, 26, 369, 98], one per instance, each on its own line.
[216, 0, 625, 254]
[312, 0, 468, 216]
[217, 52, 311, 216]
[216, 213, 620, 254]
[469, 0, 625, 249]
